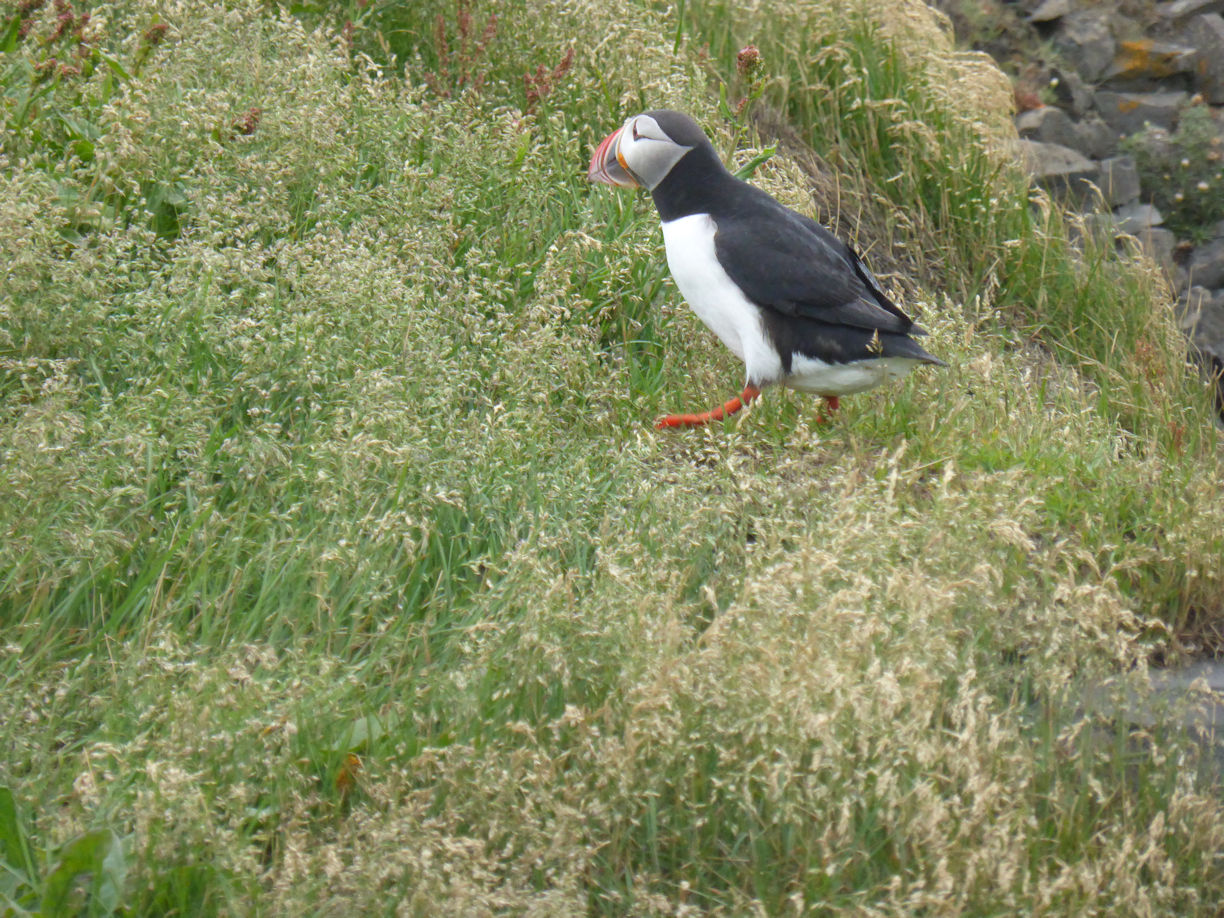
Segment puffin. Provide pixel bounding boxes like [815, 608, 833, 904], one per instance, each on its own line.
[587, 109, 945, 428]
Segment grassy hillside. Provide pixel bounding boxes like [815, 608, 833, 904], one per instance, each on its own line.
[2, 0, 1223, 913]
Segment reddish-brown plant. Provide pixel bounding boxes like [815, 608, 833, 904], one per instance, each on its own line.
[423, 0, 498, 98]
[523, 46, 573, 112]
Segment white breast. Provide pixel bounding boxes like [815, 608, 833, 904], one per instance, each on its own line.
[661, 214, 783, 386]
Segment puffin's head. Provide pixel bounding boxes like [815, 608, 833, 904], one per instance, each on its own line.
[587, 110, 709, 191]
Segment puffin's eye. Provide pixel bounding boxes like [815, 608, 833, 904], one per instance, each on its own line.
[632, 121, 642, 141]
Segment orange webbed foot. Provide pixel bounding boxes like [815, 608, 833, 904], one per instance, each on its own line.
[655, 385, 762, 429]
[815, 395, 840, 425]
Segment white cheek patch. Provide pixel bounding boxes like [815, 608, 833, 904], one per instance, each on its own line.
[624, 138, 694, 190]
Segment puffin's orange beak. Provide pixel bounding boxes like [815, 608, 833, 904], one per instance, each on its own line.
[588, 126, 638, 187]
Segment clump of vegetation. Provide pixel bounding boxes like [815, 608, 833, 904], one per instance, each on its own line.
[1, 0, 182, 239]
[2, 0, 1223, 913]
[1125, 101, 1224, 241]
[419, 0, 499, 98]
[0, 786, 127, 916]
[926, 0, 1045, 74]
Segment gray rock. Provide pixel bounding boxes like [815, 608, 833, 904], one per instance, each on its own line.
[1191, 294, 1224, 420]
[1158, 0, 1224, 23]
[1125, 661, 1224, 731]
[1195, 289, 1224, 346]
[1192, 290, 1224, 362]
[1075, 116, 1121, 159]
[1030, 0, 1073, 22]
[1013, 138, 1100, 198]
[1178, 289, 1224, 418]
[1124, 124, 1177, 164]
[1015, 106, 1083, 150]
[1077, 212, 1118, 247]
[1188, 236, 1224, 289]
[1049, 67, 1096, 118]
[1054, 10, 1117, 82]
[1177, 285, 1213, 333]
[1188, 14, 1224, 104]
[1082, 663, 1224, 781]
[1103, 39, 1197, 82]
[1098, 155, 1142, 206]
[1096, 90, 1189, 134]
[1113, 202, 1164, 234]
[1135, 225, 1178, 276]
[1016, 108, 1124, 161]
[1134, 661, 1224, 729]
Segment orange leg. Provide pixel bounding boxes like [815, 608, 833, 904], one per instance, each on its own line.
[816, 395, 840, 424]
[655, 384, 762, 429]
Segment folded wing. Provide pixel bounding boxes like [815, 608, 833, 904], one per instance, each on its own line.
[713, 192, 921, 337]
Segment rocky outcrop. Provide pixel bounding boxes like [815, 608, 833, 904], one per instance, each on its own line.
[1189, 14, 1224, 104]
[994, 0, 1224, 420]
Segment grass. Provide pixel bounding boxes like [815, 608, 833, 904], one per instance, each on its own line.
[2, 0, 1224, 913]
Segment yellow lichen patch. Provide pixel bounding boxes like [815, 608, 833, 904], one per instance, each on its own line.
[1111, 39, 1194, 80]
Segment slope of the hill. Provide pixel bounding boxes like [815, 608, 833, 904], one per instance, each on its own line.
[2, 0, 1223, 912]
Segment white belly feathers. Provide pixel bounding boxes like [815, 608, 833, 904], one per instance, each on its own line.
[787, 354, 920, 395]
[661, 214, 783, 386]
